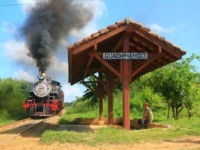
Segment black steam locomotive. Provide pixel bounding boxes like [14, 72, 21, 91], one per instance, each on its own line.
[23, 72, 64, 117]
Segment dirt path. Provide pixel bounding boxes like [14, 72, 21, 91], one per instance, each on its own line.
[0, 135, 200, 150]
[0, 115, 200, 150]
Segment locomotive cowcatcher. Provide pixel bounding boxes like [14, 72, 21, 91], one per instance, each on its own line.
[23, 72, 64, 117]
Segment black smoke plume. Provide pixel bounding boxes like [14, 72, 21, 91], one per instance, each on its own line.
[21, 0, 93, 73]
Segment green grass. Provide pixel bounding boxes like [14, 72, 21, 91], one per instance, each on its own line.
[41, 125, 196, 146]
[59, 101, 99, 124]
[0, 108, 29, 126]
[0, 119, 15, 126]
[0, 109, 19, 126]
[41, 98, 200, 146]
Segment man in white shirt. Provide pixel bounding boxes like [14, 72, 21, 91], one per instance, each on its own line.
[138, 102, 153, 129]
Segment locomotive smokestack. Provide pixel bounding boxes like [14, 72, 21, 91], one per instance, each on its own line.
[21, 0, 93, 72]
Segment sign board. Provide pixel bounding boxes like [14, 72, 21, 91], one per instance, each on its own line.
[103, 52, 148, 60]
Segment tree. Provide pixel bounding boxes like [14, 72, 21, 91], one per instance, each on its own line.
[81, 76, 99, 103]
[150, 53, 200, 120]
[0, 78, 29, 119]
[81, 73, 121, 103]
[129, 73, 165, 116]
[183, 86, 198, 119]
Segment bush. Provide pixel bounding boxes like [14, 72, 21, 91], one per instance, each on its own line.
[0, 78, 29, 125]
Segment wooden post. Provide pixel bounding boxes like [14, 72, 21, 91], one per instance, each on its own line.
[121, 35, 131, 130]
[98, 72, 104, 121]
[106, 69, 114, 125]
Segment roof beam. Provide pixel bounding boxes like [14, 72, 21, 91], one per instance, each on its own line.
[131, 54, 160, 78]
[85, 68, 105, 72]
[129, 42, 148, 52]
[83, 43, 97, 80]
[96, 35, 124, 74]
[73, 25, 127, 55]
[132, 60, 146, 69]
[81, 82, 98, 96]
[131, 34, 157, 49]
[68, 49, 73, 84]
[81, 81, 99, 83]
[91, 53, 120, 78]
[130, 25, 183, 58]
[111, 36, 123, 52]
[158, 45, 162, 53]
[87, 71, 106, 86]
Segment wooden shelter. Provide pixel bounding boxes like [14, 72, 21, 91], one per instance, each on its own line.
[67, 18, 186, 130]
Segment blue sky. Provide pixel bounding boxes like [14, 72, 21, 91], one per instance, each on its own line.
[0, 0, 200, 102]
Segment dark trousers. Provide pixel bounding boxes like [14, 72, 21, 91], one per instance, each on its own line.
[138, 119, 151, 129]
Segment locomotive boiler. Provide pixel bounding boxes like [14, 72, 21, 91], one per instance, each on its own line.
[23, 72, 64, 117]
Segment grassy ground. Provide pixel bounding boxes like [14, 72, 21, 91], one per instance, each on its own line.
[42, 127, 184, 146]
[0, 109, 29, 126]
[41, 101, 200, 146]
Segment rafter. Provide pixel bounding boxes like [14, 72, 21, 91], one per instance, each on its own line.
[158, 45, 162, 53]
[132, 54, 160, 78]
[111, 36, 123, 52]
[68, 49, 73, 84]
[73, 25, 127, 55]
[87, 71, 106, 86]
[83, 43, 97, 80]
[129, 42, 147, 52]
[81, 82, 97, 96]
[84, 68, 105, 72]
[130, 25, 183, 58]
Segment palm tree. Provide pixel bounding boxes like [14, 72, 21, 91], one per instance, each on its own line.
[82, 76, 98, 103]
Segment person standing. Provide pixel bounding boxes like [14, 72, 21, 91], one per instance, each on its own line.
[138, 102, 153, 129]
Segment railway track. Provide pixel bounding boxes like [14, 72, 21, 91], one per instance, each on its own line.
[0, 115, 60, 145]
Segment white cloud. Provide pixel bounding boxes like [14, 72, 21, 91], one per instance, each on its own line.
[69, 22, 98, 40]
[1, 22, 17, 34]
[147, 23, 176, 34]
[59, 38, 69, 48]
[1, 39, 69, 78]
[47, 57, 68, 79]
[80, 0, 107, 20]
[14, 69, 36, 82]
[2, 39, 69, 76]
[2, 39, 35, 66]
[70, 0, 107, 40]
[17, 0, 38, 13]
[63, 83, 84, 102]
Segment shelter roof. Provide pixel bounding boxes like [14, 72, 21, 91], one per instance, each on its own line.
[67, 18, 186, 85]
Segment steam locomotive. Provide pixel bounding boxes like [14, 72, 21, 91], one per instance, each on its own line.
[23, 72, 64, 117]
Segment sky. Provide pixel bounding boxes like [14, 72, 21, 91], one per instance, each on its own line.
[0, 0, 200, 102]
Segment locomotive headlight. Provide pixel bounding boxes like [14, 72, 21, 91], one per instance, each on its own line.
[38, 72, 46, 80]
[38, 75, 44, 80]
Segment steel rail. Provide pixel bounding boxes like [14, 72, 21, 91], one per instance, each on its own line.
[0, 109, 65, 145]
[0, 118, 46, 145]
